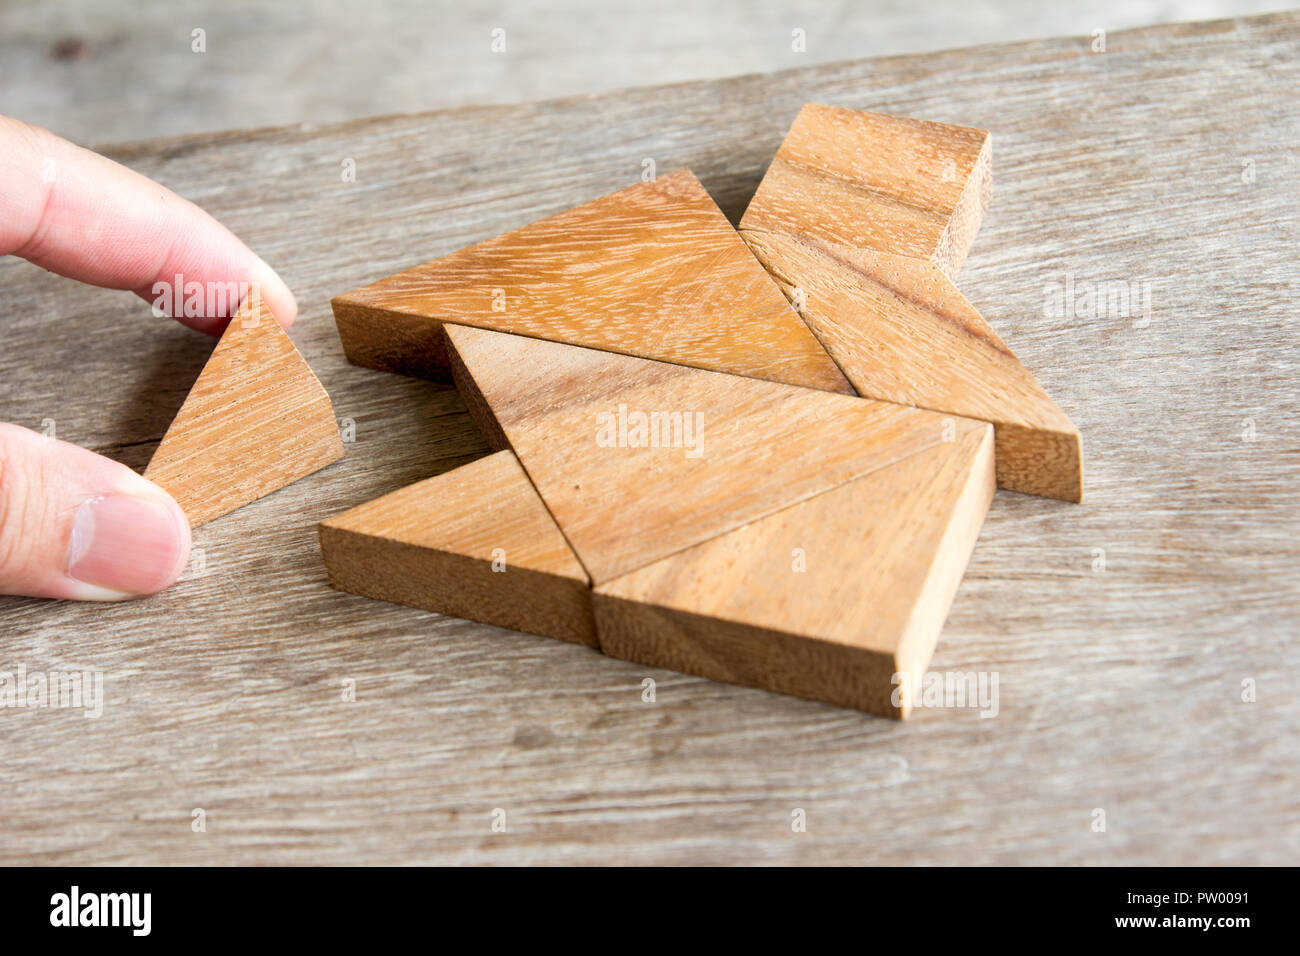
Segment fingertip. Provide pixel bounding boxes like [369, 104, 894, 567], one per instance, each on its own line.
[127, 471, 193, 591]
[250, 258, 297, 331]
[64, 473, 193, 600]
[0, 423, 193, 601]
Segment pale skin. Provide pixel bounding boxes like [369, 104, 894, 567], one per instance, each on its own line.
[0, 116, 297, 600]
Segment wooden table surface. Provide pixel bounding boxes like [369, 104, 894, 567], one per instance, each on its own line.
[4, 0, 1279, 144]
[1, 13, 1297, 865]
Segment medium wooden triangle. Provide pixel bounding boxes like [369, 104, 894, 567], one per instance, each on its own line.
[331, 169, 852, 394]
[445, 323, 988, 585]
[319, 451, 596, 646]
[743, 231, 1082, 501]
[595, 422, 996, 717]
[145, 302, 345, 527]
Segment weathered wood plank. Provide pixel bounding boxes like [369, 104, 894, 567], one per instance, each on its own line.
[1, 13, 1298, 864]
[5, 0, 1277, 145]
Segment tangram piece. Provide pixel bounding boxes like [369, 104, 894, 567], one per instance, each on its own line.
[319, 450, 596, 646]
[595, 423, 995, 717]
[331, 168, 852, 394]
[145, 301, 345, 527]
[445, 323, 987, 585]
[741, 103, 992, 278]
[740, 103, 1083, 501]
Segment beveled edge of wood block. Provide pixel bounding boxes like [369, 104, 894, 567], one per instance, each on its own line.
[593, 594, 906, 717]
[935, 129, 993, 280]
[993, 419, 1083, 503]
[331, 296, 454, 382]
[891, 425, 997, 716]
[593, 425, 997, 718]
[445, 324, 511, 453]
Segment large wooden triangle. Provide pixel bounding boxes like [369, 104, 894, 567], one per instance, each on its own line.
[332, 169, 852, 394]
[595, 422, 996, 717]
[145, 301, 345, 527]
[445, 323, 988, 585]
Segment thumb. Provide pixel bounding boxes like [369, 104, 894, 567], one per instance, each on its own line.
[0, 423, 191, 600]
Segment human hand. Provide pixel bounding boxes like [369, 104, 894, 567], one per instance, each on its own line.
[0, 116, 296, 600]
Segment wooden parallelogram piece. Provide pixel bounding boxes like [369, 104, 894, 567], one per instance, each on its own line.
[595, 422, 996, 718]
[444, 323, 989, 586]
[319, 450, 597, 646]
[331, 168, 852, 394]
[144, 301, 345, 527]
[740, 103, 1083, 502]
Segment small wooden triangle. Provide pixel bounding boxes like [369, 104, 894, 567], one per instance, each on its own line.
[319, 451, 596, 646]
[331, 169, 852, 394]
[145, 301, 345, 527]
[595, 422, 996, 717]
[445, 323, 988, 585]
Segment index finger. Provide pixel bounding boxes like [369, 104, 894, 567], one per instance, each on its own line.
[0, 115, 296, 335]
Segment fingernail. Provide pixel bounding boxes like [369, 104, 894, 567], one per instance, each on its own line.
[66, 495, 190, 599]
[249, 258, 297, 330]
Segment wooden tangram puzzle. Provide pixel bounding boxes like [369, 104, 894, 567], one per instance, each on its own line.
[319, 104, 1082, 718]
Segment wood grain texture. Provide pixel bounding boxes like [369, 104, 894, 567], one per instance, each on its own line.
[445, 323, 984, 584]
[9, 1, 1277, 145]
[144, 300, 345, 527]
[596, 424, 995, 717]
[0, 14, 1297, 865]
[333, 169, 851, 394]
[741, 104, 993, 278]
[745, 233, 1084, 500]
[319, 450, 596, 646]
[740, 104, 1082, 501]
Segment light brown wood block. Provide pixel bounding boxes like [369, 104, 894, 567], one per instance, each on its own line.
[741, 103, 992, 280]
[319, 451, 597, 646]
[740, 103, 1083, 502]
[744, 233, 1083, 501]
[445, 323, 987, 585]
[331, 168, 852, 394]
[595, 423, 996, 718]
[144, 301, 345, 527]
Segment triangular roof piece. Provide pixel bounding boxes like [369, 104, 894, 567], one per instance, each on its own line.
[331, 169, 852, 394]
[595, 422, 996, 717]
[145, 301, 345, 527]
[319, 451, 596, 646]
[445, 323, 988, 584]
